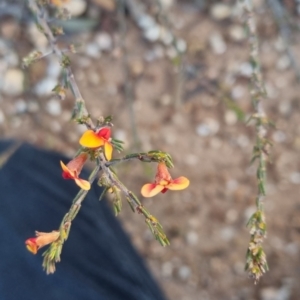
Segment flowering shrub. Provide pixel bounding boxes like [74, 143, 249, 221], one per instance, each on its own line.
[24, 0, 189, 274]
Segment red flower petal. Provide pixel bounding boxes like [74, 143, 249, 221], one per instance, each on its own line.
[25, 238, 38, 254]
[97, 127, 111, 140]
[141, 183, 164, 197]
[167, 176, 190, 191]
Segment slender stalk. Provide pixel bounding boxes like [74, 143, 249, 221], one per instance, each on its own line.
[241, 0, 271, 283]
[27, 0, 94, 128]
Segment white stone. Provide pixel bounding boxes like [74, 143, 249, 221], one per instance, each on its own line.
[161, 261, 173, 277]
[47, 58, 61, 78]
[95, 32, 112, 51]
[185, 231, 199, 246]
[209, 32, 226, 55]
[219, 226, 236, 241]
[46, 99, 62, 116]
[176, 39, 187, 53]
[196, 118, 219, 137]
[231, 86, 244, 101]
[289, 172, 300, 184]
[239, 62, 253, 77]
[160, 28, 173, 45]
[63, 0, 87, 17]
[85, 42, 101, 58]
[15, 99, 27, 113]
[2, 68, 24, 96]
[276, 55, 291, 70]
[224, 110, 237, 125]
[137, 15, 156, 30]
[34, 77, 57, 96]
[178, 265, 191, 281]
[272, 130, 286, 143]
[144, 25, 161, 42]
[229, 25, 245, 41]
[210, 3, 231, 20]
[27, 23, 48, 50]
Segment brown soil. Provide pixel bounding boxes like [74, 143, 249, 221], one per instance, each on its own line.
[1, 1, 300, 299]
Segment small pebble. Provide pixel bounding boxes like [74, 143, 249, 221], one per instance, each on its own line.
[63, 0, 87, 17]
[85, 42, 101, 58]
[178, 265, 191, 281]
[138, 15, 156, 30]
[15, 99, 27, 113]
[239, 62, 253, 77]
[27, 23, 48, 50]
[278, 101, 291, 116]
[160, 27, 173, 45]
[176, 39, 187, 53]
[276, 55, 291, 70]
[144, 25, 161, 42]
[210, 3, 232, 20]
[46, 99, 62, 116]
[224, 110, 238, 125]
[158, 0, 174, 9]
[272, 130, 286, 143]
[185, 231, 199, 246]
[2, 68, 24, 96]
[236, 134, 250, 148]
[289, 172, 300, 184]
[34, 77, 57, 96]
[95, 32, 112, 51]
[219, 226, 236, 241]
[209, 32, 227, 55]
[161, 261, 173, 278]
[47, 58, 61, 78]
[231, 85, 245, 100]
[196, 118, 219, 137]
[228, 25, 245, 42]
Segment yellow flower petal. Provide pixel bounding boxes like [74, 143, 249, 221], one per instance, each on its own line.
[104, 142, 113, 161]
[79, 130, 105, 148]
[167, 176, 190, 191]
[60, 160, 75, 178]
[141, 183, 164, 197]
[25, 239, 38, 254]
[74, 178, 91, 190]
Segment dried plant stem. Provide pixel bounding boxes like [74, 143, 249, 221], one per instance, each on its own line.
[42, 163, 101, 274]
[241, 0, 271, 283]
[27, 0, 94, 128]
[100, 153, 170, 246]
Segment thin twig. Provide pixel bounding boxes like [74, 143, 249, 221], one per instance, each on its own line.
[241, 0, 271, 283]
[27, 0, 94, 128]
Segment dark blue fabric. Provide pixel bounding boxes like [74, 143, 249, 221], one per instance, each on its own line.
[0, 140, 167, 300]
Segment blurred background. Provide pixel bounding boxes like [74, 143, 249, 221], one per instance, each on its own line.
[1, 0, 300, 299]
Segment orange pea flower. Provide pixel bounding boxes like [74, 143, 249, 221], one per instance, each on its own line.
[141, 162, 189, 197]
[79, 127, 113, 161]
[60, 153, 91, 190]
[25, 231, 60, 254]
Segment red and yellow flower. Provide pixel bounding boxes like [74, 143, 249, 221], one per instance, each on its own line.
[141, 162, 189, 197]
[25, 231, 60, 254]
[60, 153, 90, 190]
[79, 127, 113, 161]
